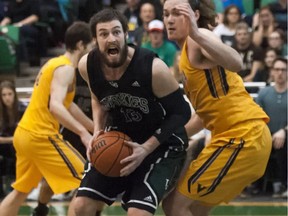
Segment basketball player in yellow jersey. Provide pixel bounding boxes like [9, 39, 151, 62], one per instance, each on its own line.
[162, 1, 272, 216]
[0, 22, 94, 216]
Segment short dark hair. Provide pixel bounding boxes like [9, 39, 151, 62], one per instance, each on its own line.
[65, 21, 92, 51]
[89, 8, 128, 38]
[163, 0, 199, 9]
[188, 0, 217, 29]
[272, 57, 288, 68]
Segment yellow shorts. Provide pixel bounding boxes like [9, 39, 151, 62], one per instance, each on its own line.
[177, 120, 272, 205]
[12, 127, 85, 194]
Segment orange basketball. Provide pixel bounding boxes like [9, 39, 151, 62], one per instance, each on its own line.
[90, 131, 133, 177]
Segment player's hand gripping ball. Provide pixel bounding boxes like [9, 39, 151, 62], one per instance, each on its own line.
[90, 131, 133, 177]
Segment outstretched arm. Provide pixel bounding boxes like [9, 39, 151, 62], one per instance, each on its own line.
[176, 3, 243, 72]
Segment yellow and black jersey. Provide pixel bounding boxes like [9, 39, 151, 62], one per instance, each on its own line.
[179, 40, 269, 135]
[19, 55, 75, 135]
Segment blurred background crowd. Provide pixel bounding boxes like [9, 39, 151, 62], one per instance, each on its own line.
[0, 0, 287, 201]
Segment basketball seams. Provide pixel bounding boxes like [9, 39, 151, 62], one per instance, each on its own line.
[90, 131, 132, 177]
[93, 134, 120, 162]
[106, 136, 126, 176]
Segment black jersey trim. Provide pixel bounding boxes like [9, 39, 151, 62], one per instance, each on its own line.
[49, 135, 84, 180]
[187, 138, 245, 194]
[199, 139, 245, 197]
[204, 69, 219, 98]
[217, 66, 229, 96]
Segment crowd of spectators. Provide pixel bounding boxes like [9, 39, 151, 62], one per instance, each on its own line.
[0, 0, 287, 199]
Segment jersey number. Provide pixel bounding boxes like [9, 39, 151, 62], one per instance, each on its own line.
[120, 108, 142, 122]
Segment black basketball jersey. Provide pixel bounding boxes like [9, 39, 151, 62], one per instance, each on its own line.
[87, 46, 165, 143]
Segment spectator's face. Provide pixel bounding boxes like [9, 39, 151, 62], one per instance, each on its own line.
[268, 32, 283, 49]
[126, 0, 140, 9]
[264, 50, 277, 68]
[235, 29, 250, 45]
[259, 9, 274, 27]
[140, 3, 156, 24]
[149, 31, 164, 46]
[226, 7, 241, 24]
[272, 61, 287, 85]
[1, 87, 15, 108]
[95, 20, 128, 68]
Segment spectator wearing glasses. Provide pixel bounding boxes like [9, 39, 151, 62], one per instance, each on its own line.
[267, 29, 287, 57]
[213, 4, 242, 46]
[256, 57, 287, 198]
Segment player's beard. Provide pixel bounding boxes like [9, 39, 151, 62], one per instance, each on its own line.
[96, 41, 128, 68]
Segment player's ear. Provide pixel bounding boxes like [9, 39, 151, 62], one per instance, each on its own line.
[93, 38, 97, 46]
[76, 40, 84, 50]
[194, 9, 200, 21]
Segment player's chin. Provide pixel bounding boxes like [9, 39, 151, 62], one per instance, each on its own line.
[167, 33, 178, 41]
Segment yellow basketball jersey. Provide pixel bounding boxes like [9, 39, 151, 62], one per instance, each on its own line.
[19, 55, 75, 135]
[179, 40, 269, 136]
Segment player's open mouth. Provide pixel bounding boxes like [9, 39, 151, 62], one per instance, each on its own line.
[107, 47, 119, 56]
[168, 27, 175, 32]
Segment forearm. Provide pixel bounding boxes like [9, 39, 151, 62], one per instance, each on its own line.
[244, 61, 263, 82]
[252, 30, 263, 47]
[153, 88, 191, 144]
[50, 102, 89, 137]
[16, 15, 39, 26]
[69, 102, 94, 133]
[0, 17, 11, 26]
[192, 30, 243, 72]
[91, 98, 107, 134]
[185, 114, 204, 138]
[0, 136, 13, 144]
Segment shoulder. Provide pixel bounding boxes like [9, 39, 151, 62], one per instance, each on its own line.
[151, 58, 180, 97]
[79, 53, 88, 69]
[258, 86, 274, 96]
[152, 58, 170, 77]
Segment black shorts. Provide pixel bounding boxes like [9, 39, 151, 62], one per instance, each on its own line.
[76, 146, 186, 214]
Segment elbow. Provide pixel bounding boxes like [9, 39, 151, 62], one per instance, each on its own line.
[229, 53, 244, 72]
[233, 60, 243, 72]
[183, 102, 192, 124]
[49, 101, 59, 117]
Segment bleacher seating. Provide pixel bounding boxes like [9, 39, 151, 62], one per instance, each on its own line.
[17, 82, 269, 104]
[0, 25, 20, 75]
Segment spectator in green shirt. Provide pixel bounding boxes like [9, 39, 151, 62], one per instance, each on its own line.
[142, 19, 178, 70]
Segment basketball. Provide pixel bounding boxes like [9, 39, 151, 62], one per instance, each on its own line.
[90, 131, 133, 177]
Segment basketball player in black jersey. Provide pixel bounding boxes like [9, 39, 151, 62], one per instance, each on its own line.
[71, 8, 191, 216]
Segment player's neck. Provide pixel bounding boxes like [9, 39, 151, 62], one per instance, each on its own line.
[64, 51, 80, 68]
[103, 60, 130, 81]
